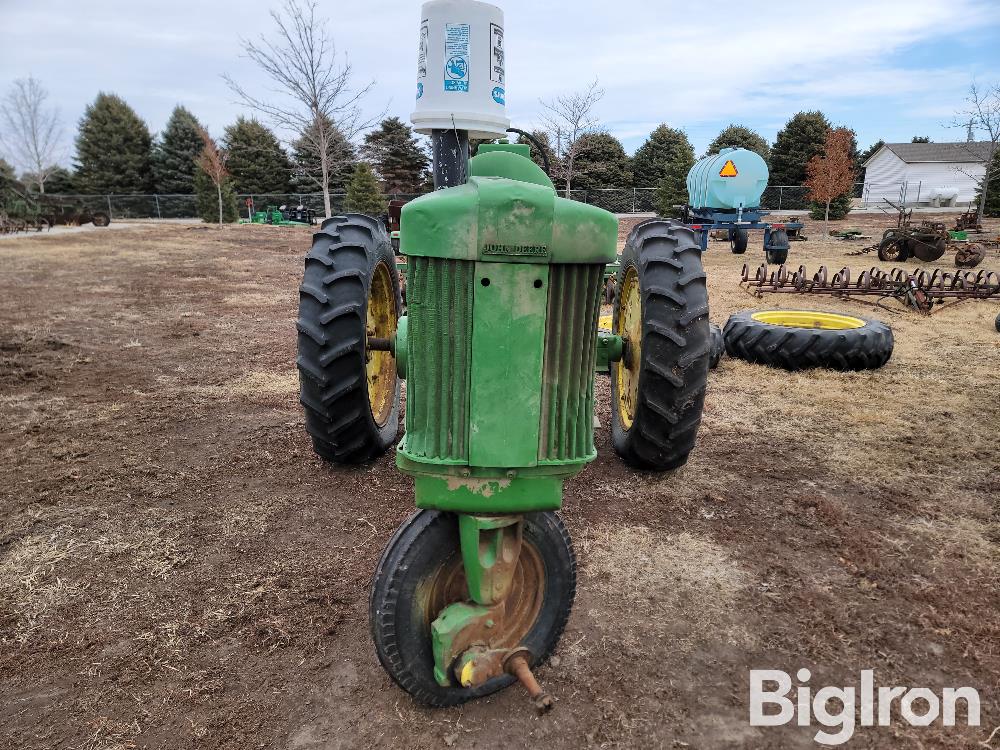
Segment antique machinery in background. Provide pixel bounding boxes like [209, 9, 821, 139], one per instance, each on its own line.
[295, 0, 712, 711]
[680, 147, 803, 265]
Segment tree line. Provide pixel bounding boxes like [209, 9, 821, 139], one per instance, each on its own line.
[0, 87, 868, 220]
[0, 87, 430, 223]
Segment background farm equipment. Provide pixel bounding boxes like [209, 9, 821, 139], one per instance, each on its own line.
[294, 0, 710, 713]
[2, 190, 111, 232]
[741, 262, 1000, 313]
[954, 206, 984, 232]
[680, 147, 803, 265]
[846, 199, 985, 268]
[241, 198, 316, 226]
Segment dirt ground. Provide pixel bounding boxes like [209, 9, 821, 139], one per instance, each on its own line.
[2, 214, 999, 750]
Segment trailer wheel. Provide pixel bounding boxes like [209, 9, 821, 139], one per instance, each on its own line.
[296, 214, 401, 464]
[370, 510, 575, 708]
[765, 228, 789, 265]
[730, 227, 748, 254]
[91, 212, 110, 228]
[724, 309, 893, 371]
[611, 220, 710, 471]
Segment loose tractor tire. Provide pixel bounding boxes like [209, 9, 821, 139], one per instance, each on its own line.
[296, 214, 402, 464]
[611, 220, 711, 471]
[723, 310, 893, 371]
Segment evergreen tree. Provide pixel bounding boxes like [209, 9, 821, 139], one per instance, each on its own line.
[769, 111, 831, 187]
[74, 93, 154, 193]
[153, 106, 204, 194]
[656, 159, 690, 217]
[911, 136, 931, 143]
[38, 166, 74, 194]
[362, 117, 430, 193]
[705, 124, 770, 161]
[0, 157, 24, 195]
[515, 130, 559, 175]
[571, 132, 632, 191]
[291, 115, 356, 195]
[631, 125, 694, 188]
[194, 167, 238, 223]
[345, 163, 387, 216]
[976, 149, 1000, 217]
[224, 117, 292, 194]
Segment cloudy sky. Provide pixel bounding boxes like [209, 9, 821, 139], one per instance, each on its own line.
[2, 0, 999, 169]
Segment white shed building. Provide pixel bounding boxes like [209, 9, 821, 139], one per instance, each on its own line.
[861, 142, 991, 206]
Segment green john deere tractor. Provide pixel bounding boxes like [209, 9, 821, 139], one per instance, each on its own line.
[295, 0, 710, 712]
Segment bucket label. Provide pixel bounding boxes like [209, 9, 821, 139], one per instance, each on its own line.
[444, 23, 470, 92]
[490, 23, 504, 84]
[417, 20, 428, 79]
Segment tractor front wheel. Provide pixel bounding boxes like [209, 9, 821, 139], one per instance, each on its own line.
[369, 510, 576, 707]
[296, 214, 402, 464]
[610, 219, 710, 471]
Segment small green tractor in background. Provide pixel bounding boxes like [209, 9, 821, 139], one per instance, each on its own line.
[241, 198, 316, 226]
[295, 0, 711, 711]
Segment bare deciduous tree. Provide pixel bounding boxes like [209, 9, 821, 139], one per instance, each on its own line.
[538, 79, 604, 197]
[196, 127, 229, 226]
[805, 127, 856, 225]
[224, 0, 379, 217]
[952, 82, 1000, 222]
[0, 76, 62, 194]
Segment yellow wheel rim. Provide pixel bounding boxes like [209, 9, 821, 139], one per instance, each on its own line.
[616, 267, 641, 430]
[366, 261, 397, 427]
[751, 310, 865, 330]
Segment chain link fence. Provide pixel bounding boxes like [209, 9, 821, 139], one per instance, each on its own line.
[38, 182, 901, 220]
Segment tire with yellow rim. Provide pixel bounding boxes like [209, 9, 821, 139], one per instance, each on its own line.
[297, 213, 402, 463]
[610, 219, 711, 471]
[723, 309, 893, 371]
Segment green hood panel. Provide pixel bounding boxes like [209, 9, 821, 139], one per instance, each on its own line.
[400, 175, 618, 265]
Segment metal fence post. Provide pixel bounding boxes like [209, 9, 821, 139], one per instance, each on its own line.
[107, 194, 113, 221]
[632, 188, 636, 213]
[154, 194, 161, 219]
[778, 186, 783, 211]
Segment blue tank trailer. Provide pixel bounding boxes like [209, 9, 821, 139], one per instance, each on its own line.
[680, 147, 802, 265]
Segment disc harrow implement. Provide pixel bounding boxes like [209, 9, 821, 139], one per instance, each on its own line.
[740, 263, 1000, 312]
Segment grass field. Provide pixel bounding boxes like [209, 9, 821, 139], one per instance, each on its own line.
[2, 215, 999, 749]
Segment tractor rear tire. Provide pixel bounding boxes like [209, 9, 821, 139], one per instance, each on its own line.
[296, 214, 402, 464]
[995, 312, 1000, 333]
[610, 219, 710, 471]
[730, 227, 749, 254]
[709, 323, 724, 369]
[370, 510, 576, 708]
[723, 310, 893, 371]
[765, 228, 789, 265]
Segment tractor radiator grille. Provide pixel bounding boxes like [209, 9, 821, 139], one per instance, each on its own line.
[538, 264, 604, 462]
[404, 256, 474, 461]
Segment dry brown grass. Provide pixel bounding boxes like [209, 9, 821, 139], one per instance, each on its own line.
[576, 524, 752, 653]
